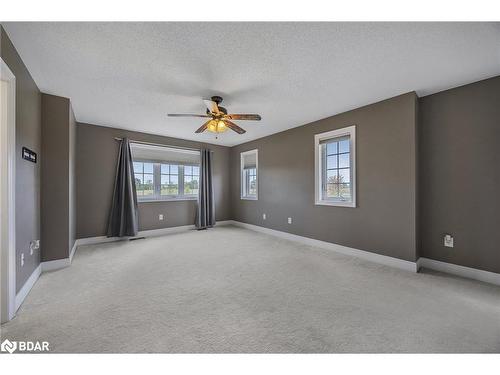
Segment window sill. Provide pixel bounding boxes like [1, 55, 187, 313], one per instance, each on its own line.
[315, 199, 356, 208]
[241, 196, 258, 201]
[138, 197, 198, 203]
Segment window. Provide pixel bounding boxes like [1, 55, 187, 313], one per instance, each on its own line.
[241, 149, 258, 200]
[131, 143, 200, 201]
[183, 165, 200, 196]
[134, 161, 154, 198]
[160, 164, 179, 196]
[314, 126, 356, 207]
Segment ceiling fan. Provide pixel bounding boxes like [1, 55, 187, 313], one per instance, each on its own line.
[168, 96, 261, 135]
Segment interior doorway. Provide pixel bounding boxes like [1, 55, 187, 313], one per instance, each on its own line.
[1, 57, 16, 323]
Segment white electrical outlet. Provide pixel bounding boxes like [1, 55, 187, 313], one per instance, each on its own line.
[262, 213, 266, 220]
[287, 217, 292, 224]
[444, 234, 454, 248]
[159, 214, 164, 221]
[21, 253, 25, 267]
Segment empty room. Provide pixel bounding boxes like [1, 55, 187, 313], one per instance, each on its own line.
[1, 5, 500, 370]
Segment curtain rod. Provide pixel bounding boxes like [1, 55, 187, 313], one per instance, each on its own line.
[114, 137, 200, 152]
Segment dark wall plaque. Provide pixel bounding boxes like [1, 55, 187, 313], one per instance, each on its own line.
[22, 147, 37, 163]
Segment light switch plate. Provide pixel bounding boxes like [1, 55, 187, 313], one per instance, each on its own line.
[287, 217, 292, 224]
[262, 213, 266, 220]
[159, 214, 164, 221]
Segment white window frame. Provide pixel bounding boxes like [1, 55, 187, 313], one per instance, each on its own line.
[240, 149, 258, 200]
[314, 126, 356, 207]
[134, 160, 200, 202]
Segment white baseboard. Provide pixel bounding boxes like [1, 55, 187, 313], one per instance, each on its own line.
[230, 221, 418, 273]
[41, 257, 71, 272]
[41, 241, 78, 273]
[75, 220, 233, 247]
[417, 257, 500, 286]
[69, 240, 78, 263]
[15, 264, 42, 311]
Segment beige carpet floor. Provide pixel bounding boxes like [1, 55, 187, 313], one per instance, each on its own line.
[2, 225, 499, 353]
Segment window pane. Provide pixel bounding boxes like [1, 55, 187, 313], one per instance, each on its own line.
[338, 168, 350, 183]
[185, 166, 192, 175]
[326, 183, 339, 198]
[170, 175, 178, 185]
[161, 175, 178, 196]
[339, 183, 351, 199]
[327, 169, 338, 183]
[184, 175, 196, 195]
[241, 150, 258, 199]
[170, 165, 179, 175]
[133, 162, 143, 174]
[191, 176, 199, 195]
[339, 139, 350, 153]
[135, 174, 143, 195]
[339, 153, 350, 168]
[161, 164, 169, 174]
[326, 142, 338, 155]
[192, 166, 199, 175]
[143, 174, 154, 196]
[249, 176, 257, 195]
[143, 162, 154, 174]
[327, 155, 337, 169]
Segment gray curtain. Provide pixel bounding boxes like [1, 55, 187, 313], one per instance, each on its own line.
[107, 138, 139, 237]
[196, 149, 215, 229]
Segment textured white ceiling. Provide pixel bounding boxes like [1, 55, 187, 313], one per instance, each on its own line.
[3, 22, 500, 146]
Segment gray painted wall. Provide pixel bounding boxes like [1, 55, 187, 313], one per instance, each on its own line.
[1, 26, 42, 292]
[76, 123, 231, 238]
[41, 94, 76, 261]
[230, 93, 418, 262]
[419, 76, 500, 274]
[4, 22, 498, 278]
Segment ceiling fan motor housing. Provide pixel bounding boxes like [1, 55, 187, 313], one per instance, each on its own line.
[211, 95, 223, 104]
[206, 107, 227, 115]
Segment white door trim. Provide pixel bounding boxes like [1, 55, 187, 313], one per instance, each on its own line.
[0, 57, 16, 323]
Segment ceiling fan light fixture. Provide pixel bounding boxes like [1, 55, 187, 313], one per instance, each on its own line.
[217, 120, 228, 132]
[207, 119, 228, 133]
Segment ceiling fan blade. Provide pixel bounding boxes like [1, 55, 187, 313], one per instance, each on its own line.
[195, 120, 212, 133]
[203, 99, 220, 114]
[225, 114, 261, 121]
[224, 120, 246, 134]
[168, 114, 211, 118]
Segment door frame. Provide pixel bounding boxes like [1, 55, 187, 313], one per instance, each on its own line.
[1, 57, 16, 323]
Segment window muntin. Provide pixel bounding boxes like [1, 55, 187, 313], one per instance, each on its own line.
[240, 149, 258, 200]
[315, 126, 356, 207]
